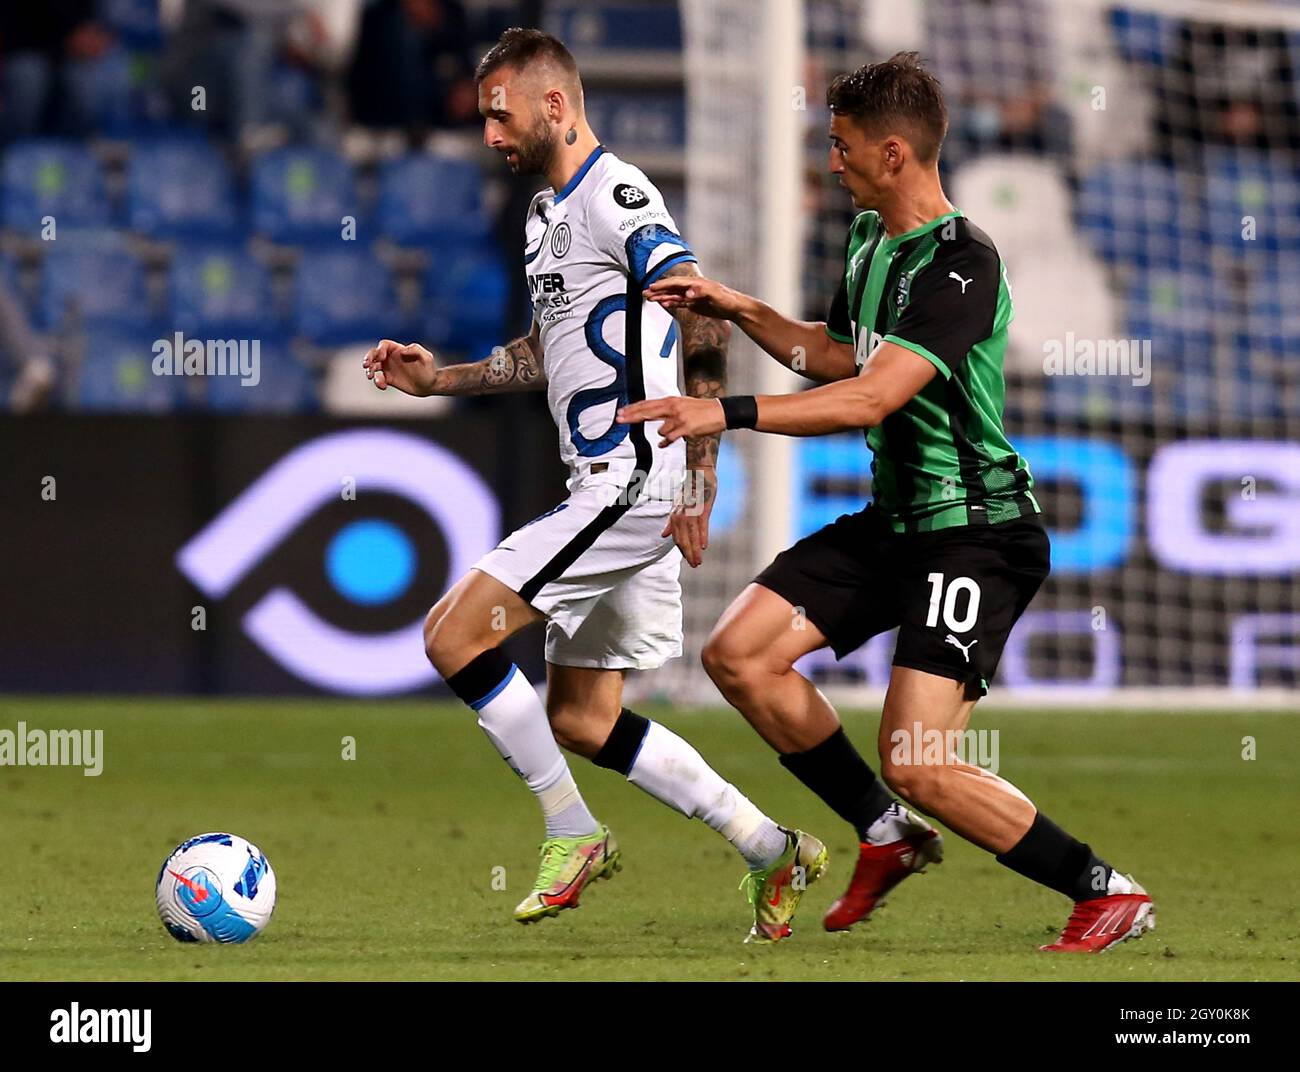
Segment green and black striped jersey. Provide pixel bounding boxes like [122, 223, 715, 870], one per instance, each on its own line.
[825, 209, 1040, 533]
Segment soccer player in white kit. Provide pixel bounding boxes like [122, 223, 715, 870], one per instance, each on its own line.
[363, 28, 826, 941]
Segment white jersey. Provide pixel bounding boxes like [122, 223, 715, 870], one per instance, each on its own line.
[524, 147, 695, 494]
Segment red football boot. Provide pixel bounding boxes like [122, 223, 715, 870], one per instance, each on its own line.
[823, 825, 943, 932]
[1041, 878, 1155, 952]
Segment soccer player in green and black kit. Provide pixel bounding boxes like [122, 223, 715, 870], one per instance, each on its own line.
[619, 53, 1154, 952]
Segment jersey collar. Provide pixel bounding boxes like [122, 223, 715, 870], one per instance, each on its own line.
[881, 209, 963, 249]
[553, 145, 607, 204]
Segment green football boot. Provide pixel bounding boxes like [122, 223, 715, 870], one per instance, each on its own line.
[514, 824, 621, 924]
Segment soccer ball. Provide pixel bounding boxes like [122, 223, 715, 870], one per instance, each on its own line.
[155, 832, 276, 943]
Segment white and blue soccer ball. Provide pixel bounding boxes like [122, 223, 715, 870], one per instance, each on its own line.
[155, 832, 276, 943]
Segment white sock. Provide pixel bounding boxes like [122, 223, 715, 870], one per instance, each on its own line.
[626, 721, 788, 868]
[864, 801, 925, 846]
[473, 665, 599, 839]
[1107, 871, 1134, 895]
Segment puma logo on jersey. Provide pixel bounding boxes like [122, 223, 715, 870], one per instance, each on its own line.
[944, 634, 978, 662]
[948, 271, 973, 294]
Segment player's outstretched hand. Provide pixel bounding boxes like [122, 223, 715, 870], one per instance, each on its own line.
[362, 339, 439, 397]
[617, 396, 726, 447]
[664, 466, 716, 568]
[644, 275, 746, 320]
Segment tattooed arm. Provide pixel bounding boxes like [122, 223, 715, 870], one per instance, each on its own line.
[656, 261, 730, 567]
[362, 321, 546, 397]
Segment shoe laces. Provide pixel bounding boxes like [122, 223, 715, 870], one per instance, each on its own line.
[738, 870, 767, 908]
[534, 838, 573, 889]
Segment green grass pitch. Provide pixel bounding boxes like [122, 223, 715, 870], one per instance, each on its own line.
[1, 697, 1296, 981]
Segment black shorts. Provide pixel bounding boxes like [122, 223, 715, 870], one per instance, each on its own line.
[755, 506, 1050, 696]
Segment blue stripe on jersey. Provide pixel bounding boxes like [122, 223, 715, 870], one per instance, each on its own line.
[644, 250, 697, 288]
[554, 145, 606, 204]
[659, 321, 678, 358]
[568, 293, 630, 457]
[625, 223, 695, 287]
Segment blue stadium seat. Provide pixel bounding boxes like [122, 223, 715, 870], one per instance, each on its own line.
[127, 139, 241, 238]
[81, 46, 145, 135]
[1044, 365, 1160, 421]
[1237, 256, 1300, 356]
[1124, 266, 1220, 418]
[204, 336, 318, 413]
[1107, 7, 1177, 67]
[294, 248, 397, 345]
[1076, 160, 1206, 270]
[98, 0, 165, 47]
[584, 94, 685, 151]
[251, 148, 359, 243]
[546, 4, 682, 49]
[1204, 148, 1300, 256]
[170, 243, 277, 336]
[2, 141, 110, 234]
[40, 232, 150, 330]
[377, 154, 489, 245]
[1221, 257, 1300, 417]
[424, 242, 509, 358]
[76, 319, 185, 413]
[1125, 265, 1217, 366]
[0, 250, 27, 312]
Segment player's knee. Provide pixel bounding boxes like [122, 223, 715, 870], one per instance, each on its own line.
[701, 630, 751, 691]
[881, 758, 948, 811]
[423, 605, 480, 678]
[545, 702, 602, 758]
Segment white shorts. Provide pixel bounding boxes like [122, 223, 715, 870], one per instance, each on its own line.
[471, 477, 683, 671]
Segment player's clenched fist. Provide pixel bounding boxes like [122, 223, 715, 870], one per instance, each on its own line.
[643, 275, 747, 321]
[362, 339, 439, 396]
[617, 396, 726, 448]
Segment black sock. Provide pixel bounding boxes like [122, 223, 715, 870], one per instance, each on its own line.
[592, 708, 650, 776]
[443, 648, 514, 708]
[779, 727, 895, 841]
[996, 812, 1112, 901]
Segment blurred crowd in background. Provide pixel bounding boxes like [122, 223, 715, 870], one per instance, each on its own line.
[0, 0, 1298, 419]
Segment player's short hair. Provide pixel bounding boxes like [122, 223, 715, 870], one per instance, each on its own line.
[827, 51, 948, 163]
[475, 27, 583, 104]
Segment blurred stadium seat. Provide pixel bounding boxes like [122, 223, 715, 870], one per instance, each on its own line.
[251, 147, 359, 244]
[294, 247, 397, 346]
[1107, 6, 1177, 67]
[953, 155, 1075, 256]
[1076, 160, 1206, 269]
[376, 154, 489, 245]
[424, 242, 509, 360]
[75, 319, 183, 413]
[98, 0, 165, 47]
[204, 336, 318, 414]
[954, 156, 1119, 373]
[1204, 147, 1300, 256]
[2, 141, 111, 234]
[170, 242, 277, 336]
[40, 232, 151, 330]
[584, 93, 685, 152]
[127, 138, 241, 238]
[547, 3, 683, 50]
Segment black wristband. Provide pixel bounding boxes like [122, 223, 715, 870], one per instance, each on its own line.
[719, 395, 758, 430]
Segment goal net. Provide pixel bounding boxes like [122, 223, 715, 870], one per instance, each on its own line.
[662, 0, 1300, 706]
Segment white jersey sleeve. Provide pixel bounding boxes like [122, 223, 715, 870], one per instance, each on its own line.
[586, 164, 697, 288]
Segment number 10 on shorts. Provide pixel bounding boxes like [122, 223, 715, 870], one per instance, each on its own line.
[925, 572, 981, 633]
